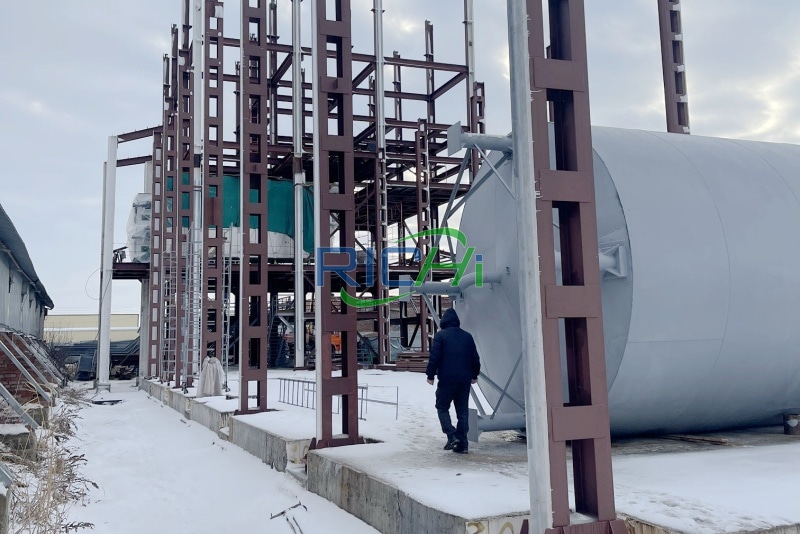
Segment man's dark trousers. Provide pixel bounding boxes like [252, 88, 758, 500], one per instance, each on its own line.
[435, 380, 471, 444]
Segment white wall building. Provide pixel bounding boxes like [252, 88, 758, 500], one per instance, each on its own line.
[0, 204, 53, 338]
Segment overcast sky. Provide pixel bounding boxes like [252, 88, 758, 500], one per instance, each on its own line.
[1, 1, 798, 317]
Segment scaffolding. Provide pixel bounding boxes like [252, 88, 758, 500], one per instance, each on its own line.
[130, 0, 483, 437]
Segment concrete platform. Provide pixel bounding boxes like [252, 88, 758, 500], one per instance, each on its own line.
[139, 375, 800, 534]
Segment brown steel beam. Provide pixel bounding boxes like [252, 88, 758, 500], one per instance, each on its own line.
[118, 125, 162, 143]
[526, 0, 624, 531]
[311, 0, 362, 449]
[430, 72, 467, 101]
[156, 23, 181, 384]
[146, 125, 163, 378]
[117, 155, 152, 167]
[174, 0, 195, 390]
[203, 0, 225, 370]
[237, 0, 270, 414]
[657, 0, 690, 133]
[270, 53, 293, 87]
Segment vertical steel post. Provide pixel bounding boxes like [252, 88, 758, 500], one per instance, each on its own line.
[97, 137, 118, 392]
[148, 127, 164, 379]
[463, 0, 480, 178]
[140, 160, 154, 379]
[175, 0, 194, 389]
[523, 0, 625, 531]
[239, 0, 270, 413]
[293, 0, 307, 369]
[159, 26, 180, 383]
[373, 0, 390, 365]
[189, 0, 206, 387]
[658, 0, 690, 133]
[507, 2, 551, 530]
[203, 0, 225, 368]
[311, 0, 362, 448]
[414, 120, 431, 353]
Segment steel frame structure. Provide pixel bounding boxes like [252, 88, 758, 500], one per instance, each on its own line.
[130, 0, 482, 422]
[101, 0, 710, 524]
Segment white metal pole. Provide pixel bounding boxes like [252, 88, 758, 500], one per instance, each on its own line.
[311, 0, 323, 438]
[374, 0, 386, 151]
[463, 0, 475, 102]
[140, 160, 153, 379]
[237, 0, 247, 412]
[97, 137, 118, 392]
[292, 0, 306, 369]
[191, 0, 205, 382]
[507, 0, 553, 530]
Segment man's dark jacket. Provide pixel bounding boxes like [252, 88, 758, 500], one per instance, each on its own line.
[426, 308, 481, 382]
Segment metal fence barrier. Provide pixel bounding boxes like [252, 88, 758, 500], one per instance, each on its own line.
[276, 377, 398, 420]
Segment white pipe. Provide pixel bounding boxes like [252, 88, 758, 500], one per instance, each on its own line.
[311, 0, 323, 438]
[374, 0, 386, 152]
[293, 0, 305, 368]
[463, 0, 475, 102]
[507, 1, 553, 531]
[190, 0, 205, 382]
[413, 271, 504, 296]
[97, 138, 118, 392]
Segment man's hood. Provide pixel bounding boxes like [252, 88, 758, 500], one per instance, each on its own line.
[441, 308, 460, 328]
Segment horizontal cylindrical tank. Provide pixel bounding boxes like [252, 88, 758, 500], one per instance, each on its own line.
[457, 126, 800, 435]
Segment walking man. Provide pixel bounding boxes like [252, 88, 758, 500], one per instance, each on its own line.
[426, 308, 481, 454]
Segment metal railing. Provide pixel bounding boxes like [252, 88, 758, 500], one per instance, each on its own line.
[276, 377, 398, 420]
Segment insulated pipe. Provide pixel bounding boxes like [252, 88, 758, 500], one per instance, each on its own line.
[190, 0, 205, 384]
[447, 122, 512, 156]
[507, 0, 552, 530]
[292, 0, 305, 368]
[311, 0, 323, 439]
[97, 140, 117, 392]
[374, 0, 386, 152]
[413, 271, 504, 296]
[463, 0, 475, 102]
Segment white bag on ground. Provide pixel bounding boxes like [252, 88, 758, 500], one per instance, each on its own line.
[196, 356, 225, 397]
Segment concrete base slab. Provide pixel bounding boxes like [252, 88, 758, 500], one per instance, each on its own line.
[141, 378, 800, 534]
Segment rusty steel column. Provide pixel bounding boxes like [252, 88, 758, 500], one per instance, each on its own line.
[372, 0, 391, 365]
[238, 0, 270, 413]
[311, 0, 362, 448]
[174, 0, 195, 389]
[159, 25, 181, 383]
[148, 121, 164, 379]
[203, 1, 225, 366]
[525, 0, 625, 531]
[414, 120, 431, 352]
[658, 0, 690, 133]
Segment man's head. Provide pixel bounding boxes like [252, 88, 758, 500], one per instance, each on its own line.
[441, 308, 460, 329]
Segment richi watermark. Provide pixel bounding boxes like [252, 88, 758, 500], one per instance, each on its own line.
[316, 228, 484, 308]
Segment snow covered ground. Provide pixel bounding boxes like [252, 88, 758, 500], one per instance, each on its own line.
[65, 380, 378, 534]
[64, 370, 800, 534]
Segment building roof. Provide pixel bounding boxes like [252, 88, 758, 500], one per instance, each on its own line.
[0, 203, 54, 309]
